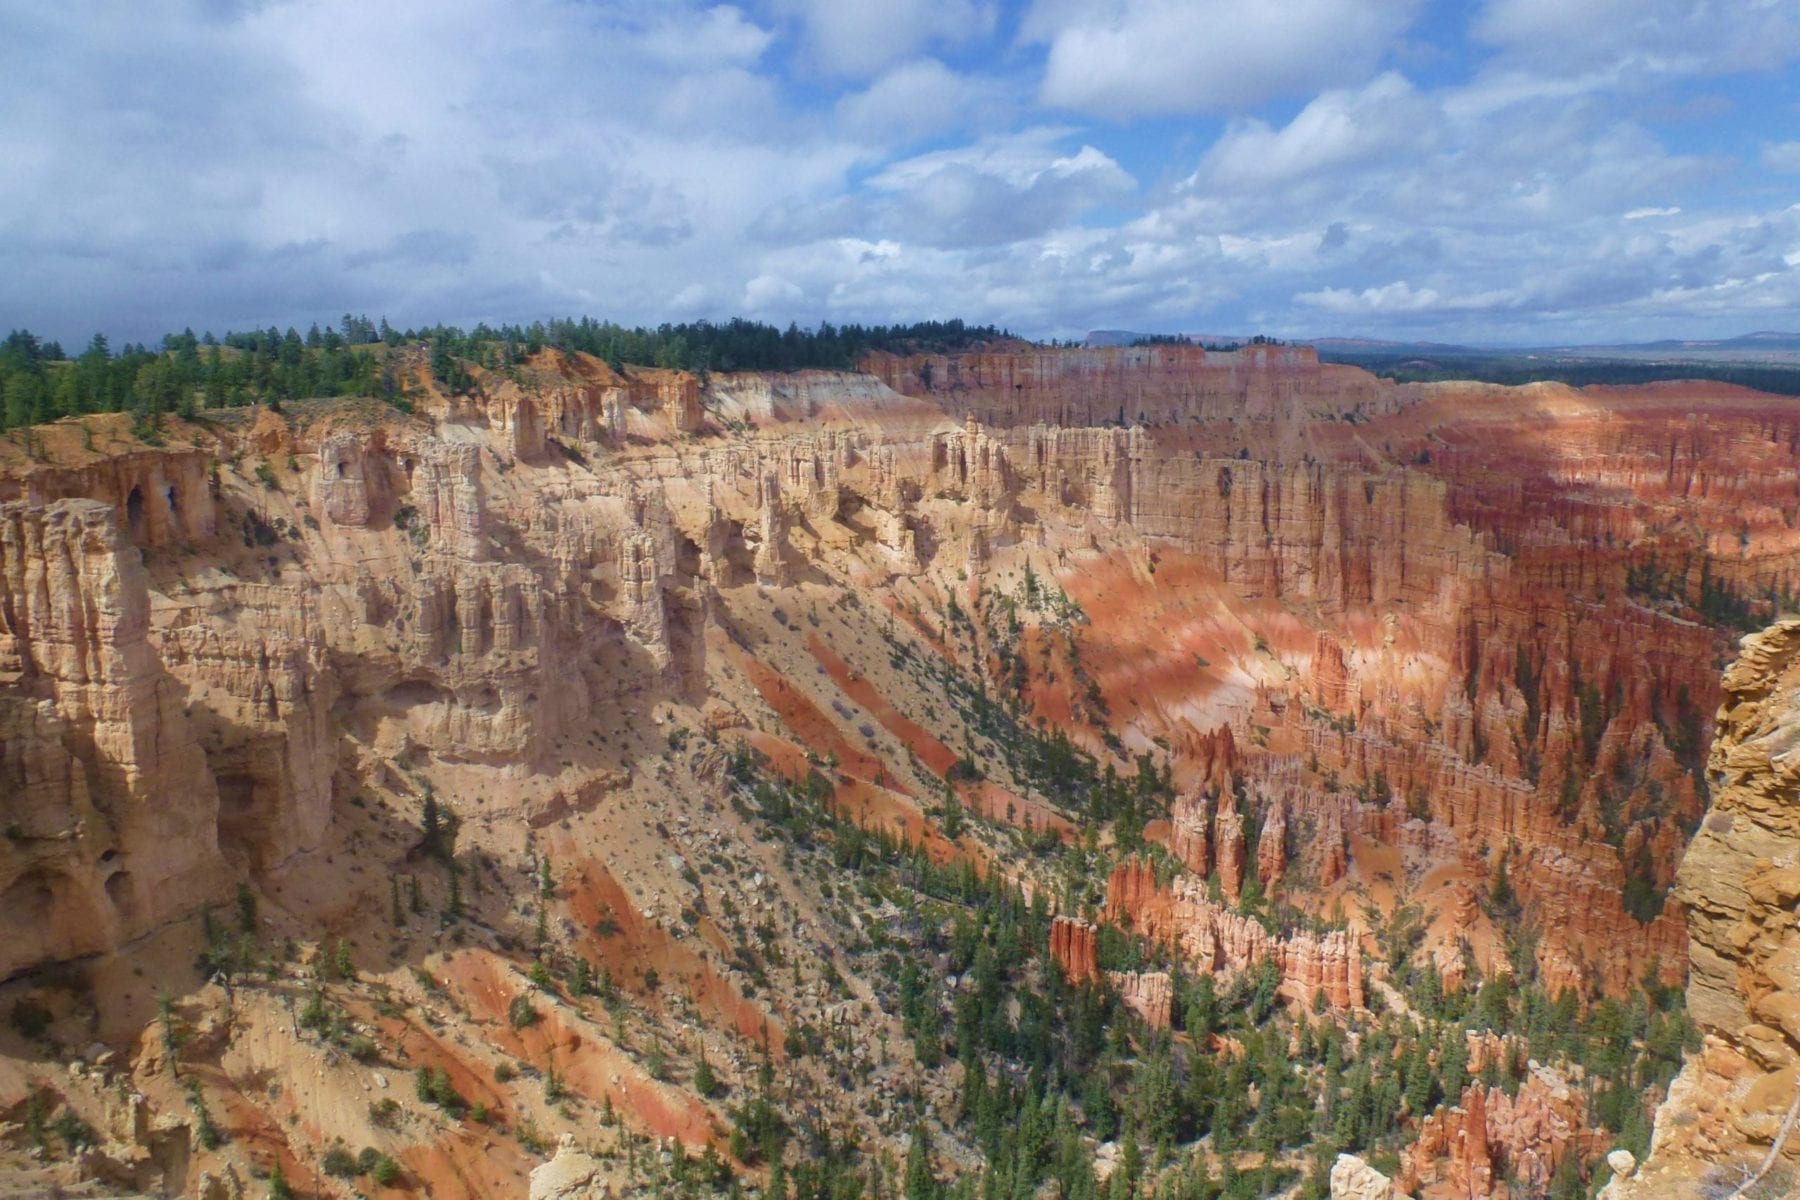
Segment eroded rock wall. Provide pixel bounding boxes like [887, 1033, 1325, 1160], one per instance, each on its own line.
[0, 500, 225, 978]
[1616, 618, 1800, 1196]
[864, 343, 1403, 428]
[1107, 860, 1365, 1008]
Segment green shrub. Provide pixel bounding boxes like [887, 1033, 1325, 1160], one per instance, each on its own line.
[53, 1110, 95, 1154]
[321, 1146, 358, 1178]
[508, 994, 538, 1030]
[9, 998, 52, 1040]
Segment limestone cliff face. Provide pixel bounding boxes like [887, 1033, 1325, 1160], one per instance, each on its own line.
[6, 353, 1799, 1198]
[0, 446, 215, 548]
[0, 500, 225, 978]
[1617, 618, 1800, 1196]
[1, 353, 1795, 1011]
[863, 343, 1403, 428]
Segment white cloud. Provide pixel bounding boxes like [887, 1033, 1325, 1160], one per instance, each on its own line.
[3, 0, 1799, 349]
[857, 131, 1135, 248]
[835, 59, 1005, 146]
[1192, 73, 1433, 191]
[776, 0, 997, 78]
[1763, 141, 1800, 173]
[742, 272, 804, 311]
[1473, 0, 1800, 75]
[637, 5, 773, 67]
[1025, 0, 1422, 118]
[1297, 281, 1441, 314]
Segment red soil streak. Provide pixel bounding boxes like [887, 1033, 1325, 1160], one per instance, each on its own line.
[559, 861, 780, 1049]
[829, 776, 963, 866]
[211, 1037, 527, 1200]
[737, 648, 904, 790]
[745, 730, 980, 868]
[1014, 626, 1080, 733]
[966, 781, 1076, 843]
[879, 592, 955, 663]
[808, 632, 960, 778]
[1059, 553, 1247, 714]
[743, 731, 816, 785]
[377, 1010, 512, 1118]
[396, 1129, 531, 1199]
[208, 1083, 314, 1195]
[440, 950, 720, 1149]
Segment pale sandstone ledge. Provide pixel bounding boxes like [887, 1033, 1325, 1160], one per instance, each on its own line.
[1612, 618, 1800, 1198]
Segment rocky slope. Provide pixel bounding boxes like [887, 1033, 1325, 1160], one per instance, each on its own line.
[1610, 617, 1800, 1199]
[0, 344, 1796, 1197]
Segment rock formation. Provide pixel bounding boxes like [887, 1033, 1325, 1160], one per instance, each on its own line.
[1612, 618, 1800, 1196]
[1213, 800, 1247, 901]
[1330, 1153, 1411, 1200]
[0, 499, 227, 978]
[1169, 789, 1212, 876]
[1403, 1065, 1595, 1199]
[1048, 917, 1174, 1026]
[1, 344, 1797, 1196]
[1107, 860, 1364, 1008]
[1050, 916, 1099, 984]
[863, 343, 1403, 429]
[1110, 970, 1174, 1028]
[530, 1135, 612, 1200]
[1257, 793, 1288, 888]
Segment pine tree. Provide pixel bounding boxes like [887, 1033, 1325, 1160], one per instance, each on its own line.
[236, 884, 257, 933]
[695, 1047, 717, 1097]
[422, 790, 441, 856]
[445, 864, 464, 921]
[904, 1125, 939, 1200]
[157, 991, 182, 1070]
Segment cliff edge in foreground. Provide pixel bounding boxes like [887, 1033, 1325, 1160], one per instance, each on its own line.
[1616, 617, 1800, 1198]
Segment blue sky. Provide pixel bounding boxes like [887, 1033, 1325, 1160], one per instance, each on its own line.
[4, 0, 1800, 347]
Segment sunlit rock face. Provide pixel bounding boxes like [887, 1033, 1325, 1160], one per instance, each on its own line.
[6, 353, 1799, 995]
[1611, 618, 1800, 1197]
[1, 344, 1797, 1196]
[0, 499, 225, 978]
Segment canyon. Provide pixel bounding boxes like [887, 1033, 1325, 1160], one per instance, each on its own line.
[1, 340, 1798, 1198]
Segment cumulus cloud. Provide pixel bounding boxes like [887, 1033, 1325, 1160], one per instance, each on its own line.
[1474, 0, 1800, 74]
[1763, 141, 1800, 173]
[834, 59, 1008, 146]
[1025, 0, 1422, 118]
[0, 0, 856, 341]
[1192, 73, 1434, 191]
[864, 132, 1136, 248]
[3, 0, 1799, 347]
[775, 0, 998, 78]
[1297, 281, 1441, 314]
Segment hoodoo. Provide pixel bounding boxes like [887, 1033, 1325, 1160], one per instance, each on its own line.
[1, 338, 1797, 1197]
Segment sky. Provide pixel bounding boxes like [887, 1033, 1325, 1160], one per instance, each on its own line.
[4, 0, 1800, 348]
